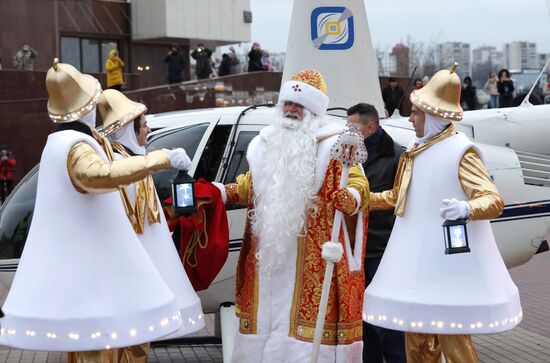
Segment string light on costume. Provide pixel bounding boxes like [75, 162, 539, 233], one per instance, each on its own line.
[110, 332, 118, 340]
[46, 332, 57, 339]
[148, 325, 155, 332]
[91, 332, 101, 339]
[160, 318, 169, 327]
[68, 333, 80, 340]
[129, 329, 137, 337]
[49, 83, 102, 123]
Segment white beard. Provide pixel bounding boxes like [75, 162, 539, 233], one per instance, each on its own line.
[251, 109, 321, 275]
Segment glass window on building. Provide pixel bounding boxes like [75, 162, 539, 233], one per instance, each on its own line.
[61, 37, 119, 73]
[61, 37, 81, 69]
[82, 39, 100, 73]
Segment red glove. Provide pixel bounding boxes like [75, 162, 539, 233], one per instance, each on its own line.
[331, 188, 358, 216]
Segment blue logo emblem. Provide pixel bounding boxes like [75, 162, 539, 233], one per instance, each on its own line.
[311, 6, 354, 50]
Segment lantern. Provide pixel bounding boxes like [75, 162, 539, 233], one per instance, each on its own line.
[442, 218, 470, 255]
[171, 170, 197, 215]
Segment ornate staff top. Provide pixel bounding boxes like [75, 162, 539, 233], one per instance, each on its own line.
[330, 122, 368, 167]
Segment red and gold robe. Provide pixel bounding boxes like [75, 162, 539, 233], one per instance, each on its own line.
[225, 124, 370, 363]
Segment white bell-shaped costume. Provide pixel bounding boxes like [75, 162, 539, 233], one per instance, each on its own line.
[0, 129, 182, 351]
[110, 123, 204, 339]
[363, 133, 522, 334]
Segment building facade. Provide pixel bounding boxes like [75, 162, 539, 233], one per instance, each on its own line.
[436, 42, 471, 77]
[0, 0, 251, 88]
[503, 41, 537, 71]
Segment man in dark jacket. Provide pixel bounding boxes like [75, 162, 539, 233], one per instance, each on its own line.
[191, 44, 213, 79]
[164, 45, 186, 84]
[347, 103, 406, 363]
[381, 77, 404, 116]
[247, 42, 262, 72]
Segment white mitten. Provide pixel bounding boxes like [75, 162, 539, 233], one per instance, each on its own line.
[212, 182, 227, 203]
[321, 241, 344, 263]
[440, 198, 470, 220]
[164, 148, 192, 170]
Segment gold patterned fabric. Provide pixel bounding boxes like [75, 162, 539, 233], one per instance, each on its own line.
[405, 333, 479, 363]
[459, 148, 504, 220]
[229, 161, 369, 345]
[111, 142, 161, 233]
[370, 128, 503, 220]
[67, 350, 114, 363]
[67, 344, 150, 363]
[67, 140, 171, 195]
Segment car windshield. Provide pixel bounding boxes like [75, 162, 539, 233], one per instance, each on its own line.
[146, 123, 209, 202]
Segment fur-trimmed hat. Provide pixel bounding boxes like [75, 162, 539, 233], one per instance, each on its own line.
[278, 69, 329, 116]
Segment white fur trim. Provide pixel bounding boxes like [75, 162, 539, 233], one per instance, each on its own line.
[279, 80, 329, 116]
[321, 241, 344, 263]
[346, 187, 361, 215]
[212, 182, 227, 204]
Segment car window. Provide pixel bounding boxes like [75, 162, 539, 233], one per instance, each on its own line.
[195, 125, 232, 182]
[224, 131, 258, 184]
[0, 166, 38, 259]
[146, 123, 209, 202]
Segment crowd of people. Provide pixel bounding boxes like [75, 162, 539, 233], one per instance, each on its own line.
[382, 68, 519, 115]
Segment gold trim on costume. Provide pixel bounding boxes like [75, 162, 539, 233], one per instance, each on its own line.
[102, 104, 147, 137]
[49, 83, 102, 123]
[371, 125, 456, 216]
[459, 148, 504, 220]
[410, 91, 463, 122]
[111, 142, 161, 233]
[67, 140, 171, 195]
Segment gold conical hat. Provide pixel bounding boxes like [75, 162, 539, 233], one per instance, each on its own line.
[46, 58, 102, 123]
[98, 89, 147, 137]
[410, 63, 463, 121]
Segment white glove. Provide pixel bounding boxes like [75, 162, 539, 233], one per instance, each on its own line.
[321, 241, 344, 263]
[164, 148, 192, 170]
[440, 198, 470, 220]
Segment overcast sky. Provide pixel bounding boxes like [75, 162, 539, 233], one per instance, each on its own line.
[250, 0, 550, 53]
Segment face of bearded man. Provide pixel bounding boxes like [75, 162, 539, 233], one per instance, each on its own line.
[251, 107, 322, 274]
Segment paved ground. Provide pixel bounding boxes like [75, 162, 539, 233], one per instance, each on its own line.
[0, 252, 549, 362]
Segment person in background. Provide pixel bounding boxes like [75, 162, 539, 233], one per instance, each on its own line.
[13, 43, 37, 71]
[484, 72, 499, 109]
[105, 49, 125, 91]
[0, 145, 16, 203]
[347, 103, 406, 363]
[229, 46, 241, 74]
[497, 68, 515, 108]
[414, 78, 423, 90]
[164, 45, 186, 84]
[191, 43, 213, 80]
[218, 53, 231, 77]
[461, 76, 477, 111]
[247, 42, 262, 72]
[382, 77, 404, 116]
[261, 51, 271, 71]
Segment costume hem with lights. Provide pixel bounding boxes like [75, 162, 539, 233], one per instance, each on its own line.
[363, 65, 521, 361]
[99, 89, 205, 340]
[0, 60, 183, 352]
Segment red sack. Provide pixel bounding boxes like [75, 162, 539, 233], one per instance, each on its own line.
[164, 179, 229, 291]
